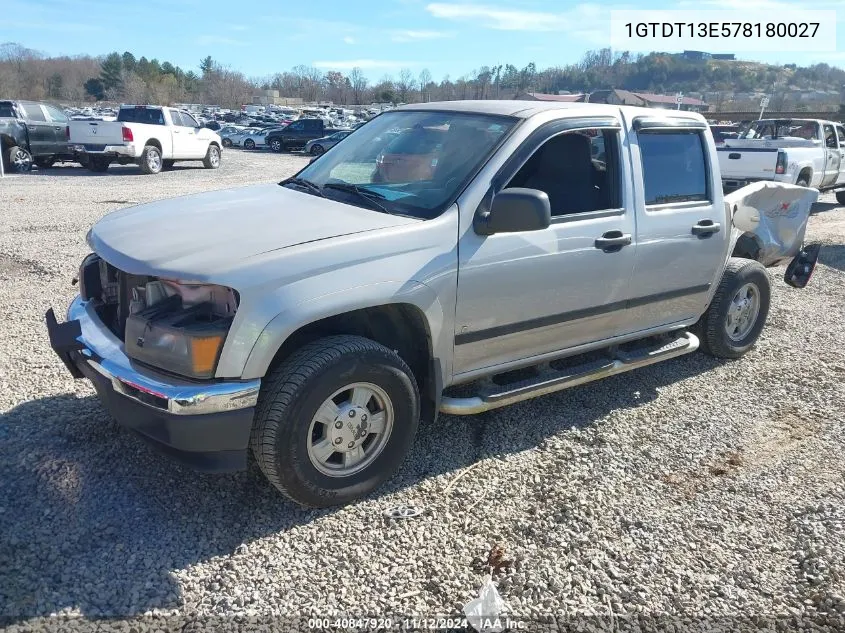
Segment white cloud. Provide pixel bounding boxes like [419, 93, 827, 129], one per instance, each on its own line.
[343, 36, 356, 44]
[230, 24, 248, 31]
[391, 29, 454, 42]
[313, 59, 414, 70]
[195, 35, 247, 46]
[425, 2, 607, 31]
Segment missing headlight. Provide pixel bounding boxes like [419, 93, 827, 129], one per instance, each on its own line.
[123, 282, 238, 379]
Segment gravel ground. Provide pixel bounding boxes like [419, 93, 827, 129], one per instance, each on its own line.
[1, 150, 845, 631]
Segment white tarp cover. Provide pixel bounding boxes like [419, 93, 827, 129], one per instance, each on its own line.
[726, 181, 818, 267]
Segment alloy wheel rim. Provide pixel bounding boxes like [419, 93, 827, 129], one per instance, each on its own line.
[306, 382, 394, 477]
[13, 149, 32, 171]
[148, 150, 161, 171]
[725, 282, 760, 341]
[210, 148, 220, 166]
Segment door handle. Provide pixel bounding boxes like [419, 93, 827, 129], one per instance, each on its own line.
[594, 230, 632, 253]
[692, 219, 721, 237]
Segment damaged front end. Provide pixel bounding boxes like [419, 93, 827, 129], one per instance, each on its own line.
[77, 253, 238, 379]
[726, 181, 822, 288]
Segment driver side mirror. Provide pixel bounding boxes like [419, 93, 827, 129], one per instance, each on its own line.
[474, 188, 551, 236]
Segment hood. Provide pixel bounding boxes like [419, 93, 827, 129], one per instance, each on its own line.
[88, 183, 418, 281]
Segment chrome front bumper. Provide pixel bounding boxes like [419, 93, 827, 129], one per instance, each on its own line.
[59, 295, 260, 416]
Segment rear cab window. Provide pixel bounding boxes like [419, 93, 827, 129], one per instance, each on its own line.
[118, 107, 165, 125]
[637, 131, 709, 206]
[0, 102, 19, 118]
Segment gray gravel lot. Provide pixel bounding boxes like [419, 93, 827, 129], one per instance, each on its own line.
[1, 149, 845, 630]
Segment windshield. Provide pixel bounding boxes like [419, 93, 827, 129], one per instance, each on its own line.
[287, 110, 516, 219]
[740, 120, 820, 141]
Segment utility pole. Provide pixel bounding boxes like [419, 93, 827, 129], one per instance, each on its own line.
[759, 95, 770, 120]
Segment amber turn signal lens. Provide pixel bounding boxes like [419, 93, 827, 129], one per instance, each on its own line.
[190, 336, 224, 375]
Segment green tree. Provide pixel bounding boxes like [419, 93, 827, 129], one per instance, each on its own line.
[122, 51, 136, 73]
[200, 56, 215, 76]
[100, 52, 123, 93]
[84, 77, 105, 100]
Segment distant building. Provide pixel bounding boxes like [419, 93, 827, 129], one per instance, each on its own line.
[514, 92, 586, 102]
[682, 50, 735, 61]
[589, 89, 709, 112]
[251, 89, 303, 106]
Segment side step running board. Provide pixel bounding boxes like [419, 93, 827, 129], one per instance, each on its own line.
[440, 331, 699, 415]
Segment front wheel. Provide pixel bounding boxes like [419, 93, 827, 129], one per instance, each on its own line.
[310, 144, 324, 156]
[244, 138, 255, 150]
[203, 144, 221, 169]
[269, 139, 283, 153]
[87, 156, 110, 173]
[250, 335, 420, 508]
[694, 258, 771, 359]
[222, 138, 232, 148]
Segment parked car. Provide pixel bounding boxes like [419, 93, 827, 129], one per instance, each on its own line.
[46, 102, 820, 508]
[0, 99, 74, 172]
[265, 119, 344, 152]
[228, 127, 280, 150]
[67, 105, 223, 174]
[718, 118, 845, 202]
[218, 125, 248, 147]
[304, 130, 354, 155]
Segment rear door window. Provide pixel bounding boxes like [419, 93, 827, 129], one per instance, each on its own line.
[0, 102, 16, 117]
[20, 103, 47, 121]
[169, 109, 185, 126]
[638, 131, 709, 205]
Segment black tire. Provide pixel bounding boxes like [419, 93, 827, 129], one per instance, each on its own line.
[162, 159, 175, 170]
[35, 156, 55, 169]
[202, 144, 221, 169]
[4, 145, 33, 173]
[222, 138, 232, 148]
[244, 138, 255, 150]
[251, 335, 420, 508]
[87, 156, 110, 173]
[310, 144, 324, 156]
[269, 138, 283, 153]
[139, 145, 162, 174]
[695, 258, 771, 359]
[836, 191, 845, 206]
[796, 172, 810, 188]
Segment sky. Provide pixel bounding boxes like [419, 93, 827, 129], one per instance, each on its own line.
[1, 0, 843, 82]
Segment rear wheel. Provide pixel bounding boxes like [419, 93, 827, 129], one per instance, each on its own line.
[250, 335, 420, 508]
[695, 258, 771, 359]
[139, 145, 163, 174]
[796, 172, 810, 188]
[203, 144, 221, 169]
[4, 145, 33, 173]
[836, 191, 845, 206]
[244, 138, 256, 150]
[222, 138, 232, 148]
[310, 144, 324, 156]
[270, 139, 283, 153]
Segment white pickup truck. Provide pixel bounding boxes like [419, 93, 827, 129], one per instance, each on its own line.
[717, 118, 845, 204]
[68, 105, 222, 174]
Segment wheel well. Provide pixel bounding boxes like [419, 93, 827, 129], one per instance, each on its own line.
[145, 138, 162, 151]
[797, 167, 812, 183]
[267, 304, 438, 422]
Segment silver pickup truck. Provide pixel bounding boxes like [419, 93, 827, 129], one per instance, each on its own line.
[46, 101, 820, 507]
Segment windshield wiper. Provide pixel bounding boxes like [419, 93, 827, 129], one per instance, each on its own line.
[322, 182, 391, 214]
[280, 177, 325, 197]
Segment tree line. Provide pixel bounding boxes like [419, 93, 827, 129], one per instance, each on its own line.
[1, 42, 843, 110]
